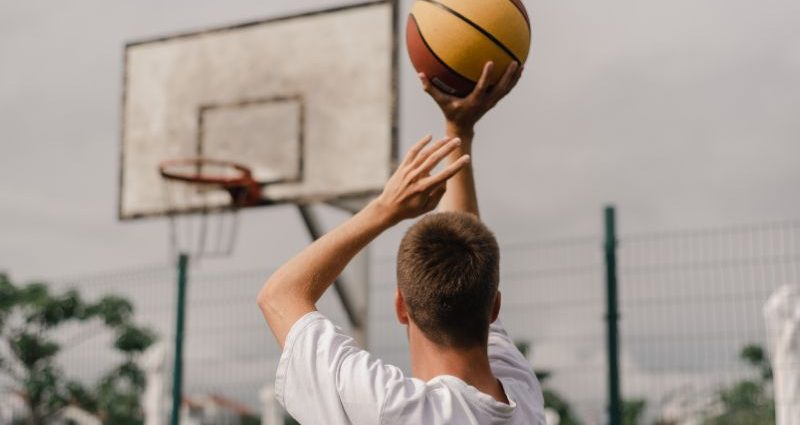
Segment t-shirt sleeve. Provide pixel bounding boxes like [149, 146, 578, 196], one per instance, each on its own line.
[488, 319, 538, 388]
[274, 311, 406, 425]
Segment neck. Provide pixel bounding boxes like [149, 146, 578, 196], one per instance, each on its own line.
[408, 324, 508, 404]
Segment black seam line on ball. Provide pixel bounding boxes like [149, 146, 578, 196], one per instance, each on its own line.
[420, 0, 520, 64]
[410, 13, 477, 86]
[505, 0, 531, 30]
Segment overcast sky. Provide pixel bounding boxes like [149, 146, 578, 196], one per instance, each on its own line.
[2, 0, 799, 421]
[1, 0, 799, 277]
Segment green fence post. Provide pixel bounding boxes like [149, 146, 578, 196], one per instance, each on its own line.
[604, 206, 622, 425]
[170, 253, 189, 425]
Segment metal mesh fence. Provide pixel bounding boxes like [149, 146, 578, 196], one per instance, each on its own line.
[619, 220, 800, 423]
[2, 219, 799, 424]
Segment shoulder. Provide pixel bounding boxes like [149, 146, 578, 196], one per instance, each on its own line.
[276, 312, 339, 373]
[501, 378, 547, 424]
[276, 311, 422, 425]
[487, 321, 540, 388]
[277, 311, 395, 393]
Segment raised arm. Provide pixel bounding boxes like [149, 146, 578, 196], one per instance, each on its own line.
[419, 61, 523, 216]
[257, 136, 470, 347]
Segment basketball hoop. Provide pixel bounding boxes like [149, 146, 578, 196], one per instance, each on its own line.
[158, 158, 263, 259]
[159, 158, 263, 208]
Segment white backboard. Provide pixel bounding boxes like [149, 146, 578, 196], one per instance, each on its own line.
[120, 1, 398, 219]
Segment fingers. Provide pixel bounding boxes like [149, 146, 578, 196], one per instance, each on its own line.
[419, 73, 451, 105]
[420, 154, 471, 189]
[505, 63, 524, 93]
[493, 61, 520, 98]
[416, 138, 462, 176]
[480, 61, 522, 109]
[469, 61, 495, 100]
[401, 134, 433, 167]
[511, 64, 524, 89]
[409, 136, 454, 170]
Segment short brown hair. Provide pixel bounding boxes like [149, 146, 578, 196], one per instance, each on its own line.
[397, 212, 500, 348]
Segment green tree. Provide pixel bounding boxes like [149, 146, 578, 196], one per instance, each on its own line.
[0, 273, 156, 424]
[622, 398, 646, 425]
[542, 384, 582, 425]
[702, 344, 775, 425]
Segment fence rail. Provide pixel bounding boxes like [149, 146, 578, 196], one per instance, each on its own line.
[2, 217, 798, 424]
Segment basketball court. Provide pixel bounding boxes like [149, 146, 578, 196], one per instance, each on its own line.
[2, 0, 797, 424]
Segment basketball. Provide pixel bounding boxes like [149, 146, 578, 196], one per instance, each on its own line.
[407, 0, 531, 97]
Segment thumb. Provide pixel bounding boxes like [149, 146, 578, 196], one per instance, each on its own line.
[419, 73, 450, 105]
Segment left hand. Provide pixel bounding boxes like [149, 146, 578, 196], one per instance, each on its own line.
[420, 61, 523, 134]
[376, 135, 471, 223]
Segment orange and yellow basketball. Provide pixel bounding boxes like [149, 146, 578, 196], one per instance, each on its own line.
[407, 0, 531, 97]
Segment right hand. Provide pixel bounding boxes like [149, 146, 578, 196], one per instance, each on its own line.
[375, 135, 470, 223]
[419, 61, 523, 135]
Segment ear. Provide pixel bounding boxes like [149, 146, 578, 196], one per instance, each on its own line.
[490, 291, 501, 323]
[395, 288, 409, 325]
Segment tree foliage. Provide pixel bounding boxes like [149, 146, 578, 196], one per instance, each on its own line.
[702, 344, 775, 425]
[622, 398, 647, 425]
[0, 273, 156, 424]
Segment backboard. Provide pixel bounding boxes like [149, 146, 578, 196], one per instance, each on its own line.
[119, 1, 399, 220]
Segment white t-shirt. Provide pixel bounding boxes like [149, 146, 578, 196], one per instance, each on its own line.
[275, 311, 546, 425]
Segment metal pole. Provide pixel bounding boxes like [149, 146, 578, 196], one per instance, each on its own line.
[170, 253, 189, 425]
[348, 248, 370, 348]
[604, 206, 622, 425]
[296, 205, 362, 330]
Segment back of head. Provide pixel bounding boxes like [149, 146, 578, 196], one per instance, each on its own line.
[397, 212, 500, 348]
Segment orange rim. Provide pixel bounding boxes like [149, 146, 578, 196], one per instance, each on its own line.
[159, 158, 262, 207]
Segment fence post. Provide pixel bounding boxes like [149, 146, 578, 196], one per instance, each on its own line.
[170, 253, 189, 425]
[604, 206, 622, 425]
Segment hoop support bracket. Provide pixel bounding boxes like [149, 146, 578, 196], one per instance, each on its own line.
[296, 205, 363, 330]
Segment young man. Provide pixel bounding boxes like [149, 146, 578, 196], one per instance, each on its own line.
[257, 61, 545, 424]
